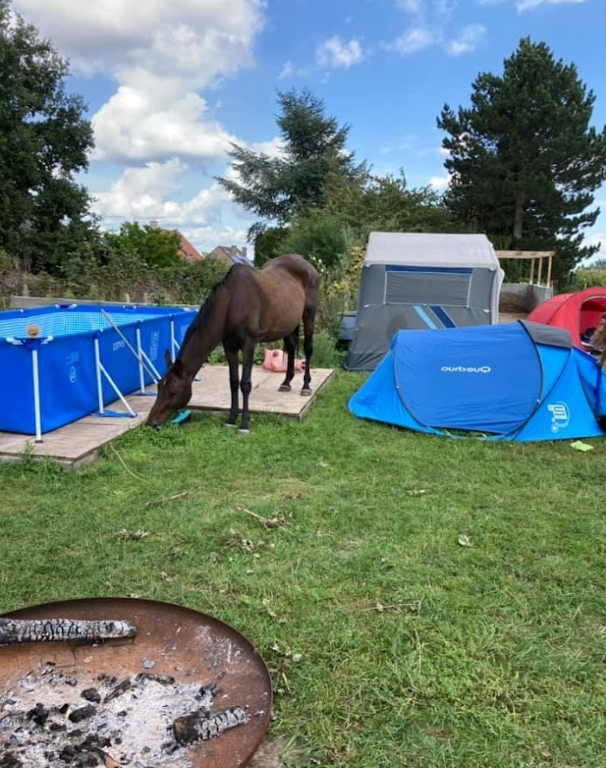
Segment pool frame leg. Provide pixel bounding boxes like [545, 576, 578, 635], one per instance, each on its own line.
[31, 347, 43, 443]
[136, 327, 146, 394]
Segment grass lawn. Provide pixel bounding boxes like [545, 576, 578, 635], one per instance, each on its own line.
[1, 372, 606, 767]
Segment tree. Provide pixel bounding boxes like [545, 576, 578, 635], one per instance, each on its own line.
[105, 222, 182, 270]
[283, 208, 354, 272]
[324, 170, 457, 237]
[437, 38, 606, 281]
[216, 88, 365, 238]
[0, 0, 95, 272]
[253, 227, 289, 268]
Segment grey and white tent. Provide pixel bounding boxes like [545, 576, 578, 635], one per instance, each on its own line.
[344, 232, 504, 371]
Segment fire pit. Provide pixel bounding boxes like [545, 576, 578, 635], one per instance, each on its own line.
[0, 598, 272, 767]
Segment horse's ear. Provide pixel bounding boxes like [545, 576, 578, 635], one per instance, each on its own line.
[165, 349, 172, 367]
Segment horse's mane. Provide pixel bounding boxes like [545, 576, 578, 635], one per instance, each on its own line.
[181, 266, 238, 348]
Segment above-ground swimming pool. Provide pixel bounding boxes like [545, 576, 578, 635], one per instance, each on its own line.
[0, 304, 196, 438]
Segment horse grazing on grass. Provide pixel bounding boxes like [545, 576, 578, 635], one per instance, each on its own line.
[147, 254, 320, 433]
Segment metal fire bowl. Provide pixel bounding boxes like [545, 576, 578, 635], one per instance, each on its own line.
[0, 597, 272, 768]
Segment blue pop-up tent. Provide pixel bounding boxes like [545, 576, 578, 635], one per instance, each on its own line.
[348, 321, 606, 442]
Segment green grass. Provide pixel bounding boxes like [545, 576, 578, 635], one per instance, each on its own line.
[2, 373, 606, 767]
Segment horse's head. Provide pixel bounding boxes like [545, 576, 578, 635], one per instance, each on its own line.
[147, 352, 193, 428]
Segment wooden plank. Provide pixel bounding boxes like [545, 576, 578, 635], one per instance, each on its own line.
[496, 250, 556, 260]
[186, 366, 334, 419]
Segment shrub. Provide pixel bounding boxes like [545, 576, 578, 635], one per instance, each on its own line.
[573, 268, 606, 289]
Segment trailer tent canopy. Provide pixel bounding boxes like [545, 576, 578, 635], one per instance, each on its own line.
[344, 232, 504, 371]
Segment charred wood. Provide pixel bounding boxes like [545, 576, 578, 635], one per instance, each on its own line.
[173, 706, 248, 745]
[0, 618, 136, 646]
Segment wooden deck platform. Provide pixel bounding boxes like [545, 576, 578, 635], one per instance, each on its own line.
[0, 365, 334, 468]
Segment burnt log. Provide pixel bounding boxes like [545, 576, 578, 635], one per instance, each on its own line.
[0, 754, 23, 768]
[69, 704, 98, 723]
[173, 706, 248, 745]
[0, 618, 136, 646]
[134, 673, 175, 686]
[81, 688, 101, 703]
[103, 678, 132, 703]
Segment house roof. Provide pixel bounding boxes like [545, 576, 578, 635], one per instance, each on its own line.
[176, 232, 203, 262]
[148, 220, 203, 262]
[209, 245, 250, 265]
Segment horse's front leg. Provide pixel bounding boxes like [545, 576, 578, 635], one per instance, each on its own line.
[224, 345, 240, 427]
[239, 338, 256, 434]
[279, 327, 299, 392]
[301, 307, 316, 396]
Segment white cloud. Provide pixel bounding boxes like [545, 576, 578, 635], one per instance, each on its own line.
[446, 24, 487, 56]
[13, 0, 263, 83]
[438, 146, 451, 157]
[278, 61, 295, 80]
[14, 0, 264, 166]
[585, 233, 606, 256]
[396, 0, 426, 13]
[315, 36, 365, 69]
[91, 160, 255, 253]
[429, 174, 451, 190]
[516, 0, 587, 10]
[388, 26, 437, 54]
[389, 0, 487, 56]
[250, 138, 286, 160]
[92, 90, 239, 163]
[92, 160, 191, 220]
[278, 60, 310, 80]
[181, 225, 250, 254]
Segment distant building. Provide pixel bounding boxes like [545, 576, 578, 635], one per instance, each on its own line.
[207, 245, 250, 265]
[149, 220, 204, 262]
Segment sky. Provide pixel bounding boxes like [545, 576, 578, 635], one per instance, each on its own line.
[11, 0, 606, 261]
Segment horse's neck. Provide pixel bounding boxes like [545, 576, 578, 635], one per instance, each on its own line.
[180, 294, 228, 379]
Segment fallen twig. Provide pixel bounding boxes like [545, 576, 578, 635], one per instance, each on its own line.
[108, 442, 148, 484]
[145, 491, 189, 508]
[366, 600, 422, 613]
[236, 506, 287, 530]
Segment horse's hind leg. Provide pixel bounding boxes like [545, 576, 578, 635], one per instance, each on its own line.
[225, 345, 239, 427]
[239, 337, 256, 434]
[279, 327, 299, 392]
[301, 306, 316, 396]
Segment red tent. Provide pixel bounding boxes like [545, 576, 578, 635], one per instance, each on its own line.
[528, 287, 606, 349]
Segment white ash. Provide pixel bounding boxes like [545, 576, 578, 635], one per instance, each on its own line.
[0, 663, 246, 767]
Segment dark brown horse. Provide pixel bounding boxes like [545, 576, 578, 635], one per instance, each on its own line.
[147, 254, 320, 433]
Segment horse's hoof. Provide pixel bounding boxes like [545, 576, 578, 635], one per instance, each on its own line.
[301, 388, 312, 397]
[238, 428, 251, 435]
[278, 384, 291, 392]
[224, 422, 238, 429]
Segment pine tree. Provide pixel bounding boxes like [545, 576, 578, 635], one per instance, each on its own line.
[437, 38, 606, 280]
[215, 88, 365, 238]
